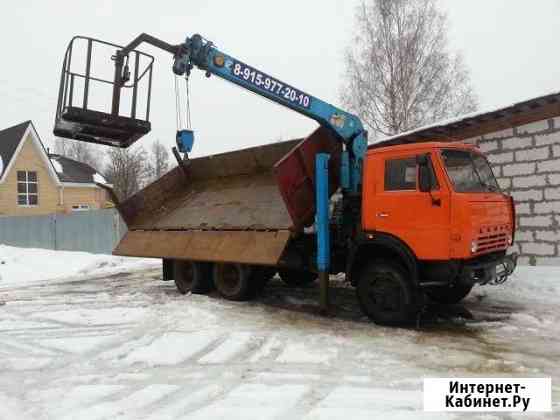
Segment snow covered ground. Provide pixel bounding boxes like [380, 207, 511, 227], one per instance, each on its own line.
[0, 245, 558, 419]
[0, 245, 159, 287]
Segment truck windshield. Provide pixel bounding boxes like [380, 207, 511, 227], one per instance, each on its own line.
[441, 149, 500, 193]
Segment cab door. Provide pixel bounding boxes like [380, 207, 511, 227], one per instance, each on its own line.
[366, 152, 451, 260]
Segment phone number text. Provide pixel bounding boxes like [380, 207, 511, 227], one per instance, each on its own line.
[231, 61, 311, 109]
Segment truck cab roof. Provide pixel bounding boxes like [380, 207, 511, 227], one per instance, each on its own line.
[367, 141, 478, 156]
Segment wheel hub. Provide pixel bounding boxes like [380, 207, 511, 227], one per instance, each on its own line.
[368, 275, 403, 313]
[219, 265, 240, 294]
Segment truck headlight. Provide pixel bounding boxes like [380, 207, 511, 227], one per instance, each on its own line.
[507, 234, 513, 245]
[471, 240, 478, 254]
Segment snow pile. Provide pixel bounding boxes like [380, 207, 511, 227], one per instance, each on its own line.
[472, 265, 560, 305]
[0, 244, 159, 287]
[50, 158, 63, 173]
[510, 266, 560, 301]
[93, 172, 108, 185]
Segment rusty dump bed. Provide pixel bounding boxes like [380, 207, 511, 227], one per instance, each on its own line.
[114, 127, 341, 265]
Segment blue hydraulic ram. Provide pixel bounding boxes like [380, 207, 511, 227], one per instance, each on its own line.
[315, 153, 331, 312]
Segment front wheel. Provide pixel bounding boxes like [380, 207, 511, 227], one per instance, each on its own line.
[356, 260, 419, 325]
[425, 283, 473, 304]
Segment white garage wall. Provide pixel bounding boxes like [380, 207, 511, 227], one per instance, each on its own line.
[465, 117, 560, 265]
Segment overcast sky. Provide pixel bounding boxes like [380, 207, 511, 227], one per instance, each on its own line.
[1, 0, 559, 160]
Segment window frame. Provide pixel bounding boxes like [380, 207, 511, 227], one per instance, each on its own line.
[441, 149, 499, 193]
[17, 170, 39, 207]
[71, 204, 91, 212]
[383, 154, 440, 193]
[384, 156, 418, 192]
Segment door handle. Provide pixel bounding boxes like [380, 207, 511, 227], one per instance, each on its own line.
[377, 212, 389, 218]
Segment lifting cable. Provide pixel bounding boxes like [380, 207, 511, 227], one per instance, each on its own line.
[185, 75, 192, 129]
[173, 73, 192, 132]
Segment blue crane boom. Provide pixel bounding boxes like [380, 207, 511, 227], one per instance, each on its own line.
[113, 33, 368, 193]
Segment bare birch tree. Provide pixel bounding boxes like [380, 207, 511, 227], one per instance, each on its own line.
[54, 137, 103, 170]
[341, 0, 478, 138]
[103, 146, 149, 201]
[147, 140, 170, 182]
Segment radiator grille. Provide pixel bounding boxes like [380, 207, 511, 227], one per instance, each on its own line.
[475, 225, 510, 254]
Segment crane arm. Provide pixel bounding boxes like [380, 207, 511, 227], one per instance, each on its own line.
[173, 35, 363, 141]
[112, 33, 368, 191]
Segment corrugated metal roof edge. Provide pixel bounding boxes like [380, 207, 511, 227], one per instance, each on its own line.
[370, 90, 560, 148]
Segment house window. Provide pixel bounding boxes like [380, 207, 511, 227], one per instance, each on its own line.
[17, 171, 38, 206]
[71, 204, 90, 212]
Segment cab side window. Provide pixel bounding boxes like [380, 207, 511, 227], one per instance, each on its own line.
[384, 158, 417, 191]
[384, 155, 440, 191]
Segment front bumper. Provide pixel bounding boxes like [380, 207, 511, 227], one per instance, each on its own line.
[462, 252, 518, 286]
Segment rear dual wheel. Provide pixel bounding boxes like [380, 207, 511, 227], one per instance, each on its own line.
[213, 264, 276, 301]
[173, 260, 213, 294]
[213, 263, 253, 301]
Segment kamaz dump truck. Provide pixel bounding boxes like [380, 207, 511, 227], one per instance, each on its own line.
[53, 34, 518, 325]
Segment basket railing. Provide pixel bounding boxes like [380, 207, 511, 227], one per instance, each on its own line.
[56, 36, 154, 123]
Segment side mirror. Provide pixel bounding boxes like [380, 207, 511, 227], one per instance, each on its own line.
[417, 154, 432, 192]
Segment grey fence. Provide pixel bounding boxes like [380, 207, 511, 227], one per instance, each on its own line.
[0, 209, 127, 254]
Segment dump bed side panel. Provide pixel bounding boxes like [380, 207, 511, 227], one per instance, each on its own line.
[114, 230, 291, 265]
[118, 165, 189, 228]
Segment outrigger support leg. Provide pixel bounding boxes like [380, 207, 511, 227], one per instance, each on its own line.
[315, 153, 331, 314]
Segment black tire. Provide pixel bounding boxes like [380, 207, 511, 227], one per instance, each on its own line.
[425, 283, 473, 304]
[173, 260, 213, 295]
[213, 263, 253, 301]
[356, 260, 419, 325]
[278, 269, 318, 287]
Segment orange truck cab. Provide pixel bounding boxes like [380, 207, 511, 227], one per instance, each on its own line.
[339, 141, 517, 324]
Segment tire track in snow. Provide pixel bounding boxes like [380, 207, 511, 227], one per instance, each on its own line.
[61, 384, 179, 420]
[198, 332, 253, 364]
[2, 267, 559, 419]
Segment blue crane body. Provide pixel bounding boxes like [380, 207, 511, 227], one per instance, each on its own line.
[170, 33, 368, 196]
[166, 33, 367, 301]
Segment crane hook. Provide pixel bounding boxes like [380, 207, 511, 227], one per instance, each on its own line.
[174, 74, 194, 155]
